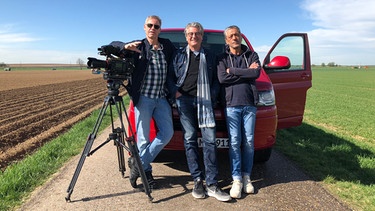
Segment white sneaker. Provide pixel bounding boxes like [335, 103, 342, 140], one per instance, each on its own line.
[230, 179, 243, 198]
[243, 176, 254, 194]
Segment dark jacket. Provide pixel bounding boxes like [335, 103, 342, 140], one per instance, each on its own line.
[167, 46, 220, 105]
[217, 44, 260, 107]
[110, 38, 176, 106]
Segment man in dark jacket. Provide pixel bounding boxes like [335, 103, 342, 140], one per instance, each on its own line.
[167, 22, 231, 202]
[111, 15, 175, 189]
[217, 25, 260, 199]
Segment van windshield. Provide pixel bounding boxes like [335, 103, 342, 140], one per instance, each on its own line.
[159, 31, 228, 56]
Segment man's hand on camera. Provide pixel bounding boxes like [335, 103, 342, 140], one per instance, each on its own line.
[124, 41, 142, 53]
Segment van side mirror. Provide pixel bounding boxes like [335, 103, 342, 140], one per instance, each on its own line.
[264, 56, 291, 69]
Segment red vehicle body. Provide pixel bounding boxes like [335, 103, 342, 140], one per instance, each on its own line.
[128, 29, 312, 162]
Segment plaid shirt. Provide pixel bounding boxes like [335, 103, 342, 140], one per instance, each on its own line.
[141, 46, 167, 98]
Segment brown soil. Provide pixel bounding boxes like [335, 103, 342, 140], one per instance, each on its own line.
[0, 70, 119, 169]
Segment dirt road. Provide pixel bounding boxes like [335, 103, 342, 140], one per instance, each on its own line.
[18, 119, 352, 211]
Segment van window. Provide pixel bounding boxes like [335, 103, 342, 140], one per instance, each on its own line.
[269, 36, 304, 71]
[160, 31, 251, 56]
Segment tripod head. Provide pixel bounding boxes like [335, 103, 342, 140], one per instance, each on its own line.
[105, 78, 124, 97]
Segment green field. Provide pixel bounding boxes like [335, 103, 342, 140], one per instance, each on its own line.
[276, 66, 375, 210]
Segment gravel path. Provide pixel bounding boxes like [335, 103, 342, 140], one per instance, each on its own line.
[18, 119, 352, 211]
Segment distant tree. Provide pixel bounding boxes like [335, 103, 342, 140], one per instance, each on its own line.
[321, 62, 326, 67]
[76, 58, 85, 70]
[327, 62, 336, 67]
[0, 62, 7, 67]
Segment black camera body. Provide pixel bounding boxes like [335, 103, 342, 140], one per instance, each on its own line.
[87, 45, 135, 80]
[87, 57, 134, 80]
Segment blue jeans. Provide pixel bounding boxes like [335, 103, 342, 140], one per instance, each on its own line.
[176, 95, 218, 186]
[225, 105, 257, 180]
[135, 95, 173, 172]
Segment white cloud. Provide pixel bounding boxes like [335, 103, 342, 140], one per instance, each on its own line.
[0, 48, 91, 64]
[0, 33, 40, 43]
[0, 24, 91, 64]
[0, 24, 41, 43]
[303, 0, 375, 29]
[301, 0, 375, 65]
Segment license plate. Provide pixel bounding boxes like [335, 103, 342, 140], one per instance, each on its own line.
[198, 138, 229, 148]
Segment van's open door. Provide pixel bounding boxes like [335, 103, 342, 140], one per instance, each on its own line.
[263, 33, 312, 129]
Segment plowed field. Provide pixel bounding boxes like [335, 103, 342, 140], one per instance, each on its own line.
[0, 70, 120, 169]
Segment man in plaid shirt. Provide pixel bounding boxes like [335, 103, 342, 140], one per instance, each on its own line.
[112, 15, 176, 189]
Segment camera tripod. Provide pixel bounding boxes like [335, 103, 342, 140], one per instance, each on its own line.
[65, 79, 152, 202]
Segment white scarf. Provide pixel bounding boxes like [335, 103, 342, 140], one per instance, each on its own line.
[186, 47, 215, 128]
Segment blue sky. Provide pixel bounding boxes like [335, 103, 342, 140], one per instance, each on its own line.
[1, 0, 374, 65]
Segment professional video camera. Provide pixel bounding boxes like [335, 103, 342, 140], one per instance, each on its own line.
[87, 45, 134, 80]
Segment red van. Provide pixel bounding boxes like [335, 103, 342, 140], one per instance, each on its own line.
[128, 29, 312, 162]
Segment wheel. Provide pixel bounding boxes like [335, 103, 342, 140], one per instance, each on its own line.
[254, 147, 272, 163]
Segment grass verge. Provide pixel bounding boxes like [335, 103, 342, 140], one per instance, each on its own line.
[275, 67, 375, 210]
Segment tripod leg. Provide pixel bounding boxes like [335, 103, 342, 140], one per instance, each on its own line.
[65, 100, 109, 202]
[114, 129, 126, 177]
[66, 92, 153, 202]
[126, 137, 153, 201]
[116, 97, 153, 201]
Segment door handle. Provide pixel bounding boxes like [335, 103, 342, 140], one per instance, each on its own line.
[301, 72, 310, 79]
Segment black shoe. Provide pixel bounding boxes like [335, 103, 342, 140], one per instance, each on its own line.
[145, 171, 158, 189]
[192, 178, 205, 199]
[128, 156, 139, 188]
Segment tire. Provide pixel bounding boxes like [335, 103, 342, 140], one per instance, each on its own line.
[254, 147, 272, 163]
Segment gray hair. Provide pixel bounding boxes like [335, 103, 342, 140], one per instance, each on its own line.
[184, 22, 204, 36]
[224, 25, 241, 37]
[145, 15, 162, 26]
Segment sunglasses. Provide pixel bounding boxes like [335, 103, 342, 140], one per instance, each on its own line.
[146, 23, 160, 30]
[187, 32, 202, 37]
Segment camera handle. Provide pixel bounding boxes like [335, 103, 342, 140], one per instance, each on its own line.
[65, 82, 153, 202]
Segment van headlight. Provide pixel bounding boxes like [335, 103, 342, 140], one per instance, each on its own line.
[257, 89, 275, 106]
